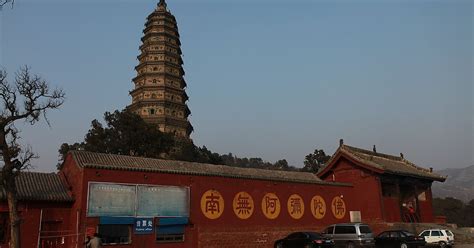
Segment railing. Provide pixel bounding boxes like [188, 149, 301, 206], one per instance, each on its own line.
[39, 231, 81, 248]
[402, 211, 420, 223]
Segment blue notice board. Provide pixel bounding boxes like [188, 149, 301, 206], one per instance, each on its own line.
[134, 217, 154, 234]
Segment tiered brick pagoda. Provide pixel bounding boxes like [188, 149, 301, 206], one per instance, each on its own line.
[128, 0, 193, 138]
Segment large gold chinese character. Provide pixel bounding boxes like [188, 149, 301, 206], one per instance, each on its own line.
[201, 190, 224, 219]
[205, 193, 220, 214]
[310, 195, 326, 220]
[331, 196, 346, 219]
[261, 193, 280, 219]
[287, 194, 305, 219]
[233, 191, 254, 219]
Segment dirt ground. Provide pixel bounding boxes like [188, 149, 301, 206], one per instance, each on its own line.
[454, 244, 474, 248]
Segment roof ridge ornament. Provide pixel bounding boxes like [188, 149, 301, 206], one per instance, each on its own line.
[158, 0, 167, 9]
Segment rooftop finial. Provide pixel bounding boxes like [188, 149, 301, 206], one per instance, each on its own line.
[339, 139, 344, 147]
[158, 0, 167, 9]
[373, 145, 377, 153]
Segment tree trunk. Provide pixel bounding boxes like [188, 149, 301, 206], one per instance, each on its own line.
[7, 189, 20, 248]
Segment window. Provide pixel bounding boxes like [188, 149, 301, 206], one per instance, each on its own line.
[287, 232, 305, 240]
[390, 232, 400, 238]
[88, 184, 135, 216]
[335, 226, 356, 234]
[98, 225, 131, 245]
[153, 79, 157, 84]
[378, 232, 389, 238]
[431, 231, 442, 236]
[324, 226, 334, 235]
[420, 231, 429, 237]
[307, 233, 323, 239]
[156, 217, 187, 243]
[156, 233, 184, 243]
[150, 109, 156, 115]
[359, 225, 372, 234]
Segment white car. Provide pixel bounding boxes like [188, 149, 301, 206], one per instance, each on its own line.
[419, 229, 454, 248]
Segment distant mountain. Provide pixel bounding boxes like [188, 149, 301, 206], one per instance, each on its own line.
[432, 165, 474, 203]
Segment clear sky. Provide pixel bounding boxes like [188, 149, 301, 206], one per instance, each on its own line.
[1, 0, 472, 172]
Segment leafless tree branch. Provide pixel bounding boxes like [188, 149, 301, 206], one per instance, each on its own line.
[0, 66, 65, 248]
[0, 0, 14, 10]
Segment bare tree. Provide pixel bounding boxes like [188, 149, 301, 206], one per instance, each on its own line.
[0, 66, 65, 248]
[0, 0, 14, 9]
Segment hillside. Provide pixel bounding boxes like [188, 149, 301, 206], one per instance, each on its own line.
[432, 165, 474, 203]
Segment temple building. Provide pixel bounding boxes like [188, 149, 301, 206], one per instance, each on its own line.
[128, 0, 193, 138]
[318, 140, 446, 223]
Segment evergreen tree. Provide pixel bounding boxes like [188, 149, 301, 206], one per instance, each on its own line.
[302, 149, 331, 173]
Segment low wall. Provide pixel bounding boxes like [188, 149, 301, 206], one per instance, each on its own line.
[198, 225, 328, 248]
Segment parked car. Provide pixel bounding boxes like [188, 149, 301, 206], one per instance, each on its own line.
[374, 230, 426, 248]
[322, 223, 374, 248]
[419, 229, 454, 248]
[274, 231, 335, 248]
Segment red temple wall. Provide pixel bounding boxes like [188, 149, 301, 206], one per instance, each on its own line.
[0, 202, 72, 248]
[0, 153, 438, 248]
[382, 196, 401, 222]
[419, 186, 435, 223]
[58, 154, 367, 248]
[320, 158, 385, 222]
[59, 155, 86, 248]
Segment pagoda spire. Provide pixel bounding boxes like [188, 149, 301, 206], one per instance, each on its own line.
[128, 1, 193, 138]
[158, 0, 167, 10]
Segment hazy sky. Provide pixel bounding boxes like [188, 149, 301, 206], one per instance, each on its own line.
[1, 0, 472, 172]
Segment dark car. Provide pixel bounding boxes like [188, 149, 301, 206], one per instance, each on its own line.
[374, 230, 426, 248]
[274, 232, 335, 248]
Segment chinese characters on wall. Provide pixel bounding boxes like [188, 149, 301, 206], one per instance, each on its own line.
[287, 194, 305, 219]
[233, 191, 254, 219]
[201, 190, 346, 221]
[200, 190, 225, 219]
[331, 196, 346, 219]
[262, 193, 281, 219]
[310, 195, 326, 219]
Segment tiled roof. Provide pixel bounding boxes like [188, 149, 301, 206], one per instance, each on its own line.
[324, 145, 446, 182]
[0, 172, 73, 202]
[70, 151, 348, 186]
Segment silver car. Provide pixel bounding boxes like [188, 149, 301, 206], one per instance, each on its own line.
[323, 223, 374, 248]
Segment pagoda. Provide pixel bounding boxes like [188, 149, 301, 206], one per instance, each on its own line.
[128, 0, 193, 138]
